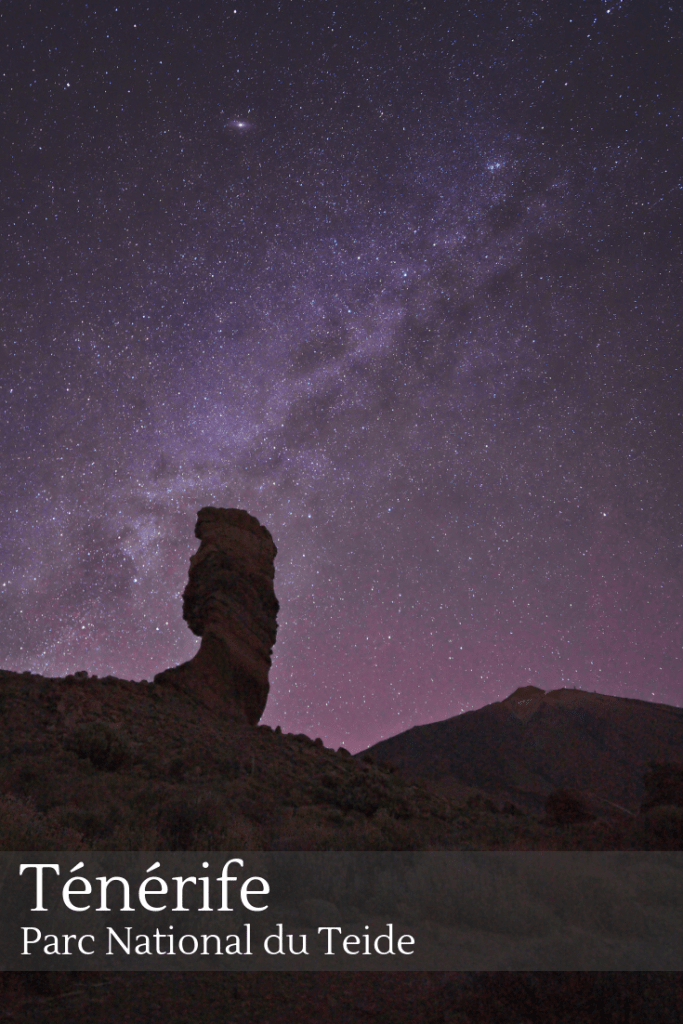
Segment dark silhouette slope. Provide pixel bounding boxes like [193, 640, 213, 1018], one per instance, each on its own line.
[360, 684, 683, 814]
[2, 513, 682, 1020]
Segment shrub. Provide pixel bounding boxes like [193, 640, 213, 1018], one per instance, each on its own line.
[168, 757, 187, 781]
[502, 802, 524, 816]
[216, 757, 245, 780]
[641, 762, 683, 813]
[64, 722, 131, 771]
[466, 794, 499, 814]
[631, 805, 683, 851]
[325, 777, 410, 818]
[55, 804, 119, 843]
[8, 756, 60, 808]
[0, 794, 85, 851]
[157, 792, 224, 850]
[545, 788, 595, 825]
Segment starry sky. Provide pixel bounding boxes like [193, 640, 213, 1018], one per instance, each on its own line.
[1, 0, 682, 752]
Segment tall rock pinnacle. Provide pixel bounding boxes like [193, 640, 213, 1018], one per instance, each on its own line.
[155, 507, 279, 725]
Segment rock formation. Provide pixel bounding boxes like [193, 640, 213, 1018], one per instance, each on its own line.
[155, 507, 279, 725]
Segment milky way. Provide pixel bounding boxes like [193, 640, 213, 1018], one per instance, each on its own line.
[1, 1, 681, 750]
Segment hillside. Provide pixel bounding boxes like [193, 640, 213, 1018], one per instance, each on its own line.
[1, 509, 682, 1022]
[361, 684, 683, 817]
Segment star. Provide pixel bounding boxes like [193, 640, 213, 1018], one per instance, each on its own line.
[0, 0, 681, 753]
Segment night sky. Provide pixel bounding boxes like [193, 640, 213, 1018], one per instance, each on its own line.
[1, 1, 682, 752]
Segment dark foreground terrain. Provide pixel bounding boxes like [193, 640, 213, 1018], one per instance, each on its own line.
[2, 670, 682, 855]
[2, 968, 682, 1023]
[1, 670, 682, 1020]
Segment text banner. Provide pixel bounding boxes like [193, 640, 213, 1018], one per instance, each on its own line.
[0, 852, 681, 970]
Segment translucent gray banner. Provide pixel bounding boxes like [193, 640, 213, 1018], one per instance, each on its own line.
[0, 852, 681, 970]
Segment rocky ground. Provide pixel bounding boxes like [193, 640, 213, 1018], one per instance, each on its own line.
[1, 669, 682, 1021]
[1, 668, 679, 855]
[2, 968, 682, 1023]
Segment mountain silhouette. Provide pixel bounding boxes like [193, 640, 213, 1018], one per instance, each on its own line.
[360, 685, 683, 816]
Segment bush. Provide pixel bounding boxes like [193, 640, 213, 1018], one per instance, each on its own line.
[466, 794, 499, 814]
[55, 804, 119, 843]
[64, 722, 131, 771]
[0, 794, 85, 851]
[157, 792, 224, 850]
[168, 757, 187, 781]
[641, 762, 683, 813]
[502, 802, 524, 816]
[8, 756, 60, 808]
[631, 805, 683, 850]
[323, 776, 415, 819]
[545, 788, 595, 825]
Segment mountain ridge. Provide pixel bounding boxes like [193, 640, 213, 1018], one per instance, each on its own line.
[360, 684, 683, 815]
[1, 510, 682, 1020]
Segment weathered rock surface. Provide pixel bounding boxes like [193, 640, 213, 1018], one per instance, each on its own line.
[360, 685, 683, 815]
[155, 507, 279, 724]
